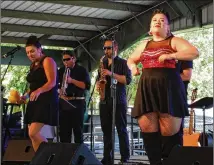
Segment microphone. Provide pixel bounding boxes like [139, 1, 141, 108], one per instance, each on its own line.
[2, 45, 21, 58]
[100, 34, 107, 40]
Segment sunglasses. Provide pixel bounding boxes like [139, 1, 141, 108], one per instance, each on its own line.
[62, 58, 71, 62]
[62, 57, 74, 62]
[103, 46, 112, 50]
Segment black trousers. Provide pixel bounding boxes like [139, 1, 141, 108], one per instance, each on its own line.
[99, 99, 130, 161]
[59, 100, 85, 143]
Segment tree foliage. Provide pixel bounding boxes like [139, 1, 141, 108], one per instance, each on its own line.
[174, 26, 213, 100]
[1, 65, 29, 97]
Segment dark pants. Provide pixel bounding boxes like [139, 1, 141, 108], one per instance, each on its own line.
[59, 100, 85, 143]
[99, 100, 130, 162]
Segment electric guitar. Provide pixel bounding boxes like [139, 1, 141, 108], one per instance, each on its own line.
[183, 88, 200, 147]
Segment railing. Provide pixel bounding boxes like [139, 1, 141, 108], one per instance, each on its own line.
[83, 109, 145, 155]
[85, 107, 214, 155]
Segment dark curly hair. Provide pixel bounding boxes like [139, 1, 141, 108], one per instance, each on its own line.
[104, 39, 118, 49]
[25, 35, 41, 48]
[61, 50, 76, 59]
[151, 9, 171, 24]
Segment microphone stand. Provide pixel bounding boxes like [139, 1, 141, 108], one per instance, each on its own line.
[1, 54, 15, 84]
[21, 82, 29, 138]
[110, 37, 117, 165]
[87, 74, 99, 152]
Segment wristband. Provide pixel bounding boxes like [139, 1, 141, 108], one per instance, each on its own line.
[24, 94, 29, 99]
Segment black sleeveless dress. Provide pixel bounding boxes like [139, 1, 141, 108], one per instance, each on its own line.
[24, 56, 58, 126]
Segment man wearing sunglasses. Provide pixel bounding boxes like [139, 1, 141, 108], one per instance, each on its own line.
[58, 51, 91, 144]
[96, 39, 132, 165]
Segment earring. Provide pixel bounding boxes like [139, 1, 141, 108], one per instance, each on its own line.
[167, 30, 171, 36]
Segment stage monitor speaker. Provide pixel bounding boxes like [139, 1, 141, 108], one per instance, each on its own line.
[30, 142, 102, 165]
[163, 145, 213, 165]
[3, 139, 35, 164]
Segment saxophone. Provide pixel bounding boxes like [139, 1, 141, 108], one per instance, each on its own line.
[98, 55, 107, 101]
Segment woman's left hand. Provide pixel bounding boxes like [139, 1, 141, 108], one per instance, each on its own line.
[158, 54, 175, 63]
[30, 88, 42, 101]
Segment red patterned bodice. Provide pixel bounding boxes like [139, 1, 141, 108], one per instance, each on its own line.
[140, 36, 177, 68]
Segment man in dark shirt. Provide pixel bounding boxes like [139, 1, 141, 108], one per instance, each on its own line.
[58, 51, 91, 144]
[176, 60, 193, 96]
[176, 60, 193, 143]
[96, 39, 132, 164]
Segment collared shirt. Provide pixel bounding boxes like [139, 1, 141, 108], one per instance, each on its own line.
[98, 56, 132, 104]
[176, 60, 193, 73]
[58, 64, 91, 97]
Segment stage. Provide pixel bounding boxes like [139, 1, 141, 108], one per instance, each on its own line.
[96, 154, 149, 165]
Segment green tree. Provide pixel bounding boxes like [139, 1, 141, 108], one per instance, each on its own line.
[174, 26, 213, 99]
[1, 65, 29, 96]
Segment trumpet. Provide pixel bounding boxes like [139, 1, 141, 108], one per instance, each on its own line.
[60, 67, 70, 97]
[59, 67, 76, 108]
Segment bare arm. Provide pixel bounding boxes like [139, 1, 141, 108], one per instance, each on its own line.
[171, 37, 199, 60]
[20, 89, 30, 103]
[23, 89, 30, 98]
[112, 73, 126, 84]
[68, 78, 86, 89]
[67, 67, 91, 90]
[127, 40, 148, 75]
[180, 68, 192, 81]
[39, 57, 57, 92]
[127, 40, 148, 69]
[102, 69, 127, 84]
[29, 57, 57, 101]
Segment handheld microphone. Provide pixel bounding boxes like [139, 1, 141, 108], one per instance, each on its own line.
[2, 45, 21, 58]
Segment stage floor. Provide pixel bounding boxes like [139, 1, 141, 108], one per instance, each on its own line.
[96, 154, 149, 164]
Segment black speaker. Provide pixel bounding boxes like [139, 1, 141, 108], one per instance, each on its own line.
[3, 139, 35, 164]
[30, 142, 102, 165]
[163, 145, 213, 165]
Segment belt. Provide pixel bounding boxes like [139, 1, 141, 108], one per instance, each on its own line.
[66, 97, 85, 100]
[60, 95, 85, 100]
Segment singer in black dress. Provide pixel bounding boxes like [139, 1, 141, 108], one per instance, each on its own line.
[21, 36, 58, 152]
[127, 9, 199, 165]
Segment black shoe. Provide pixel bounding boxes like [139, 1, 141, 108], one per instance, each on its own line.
[118, 159, 129, 164]
[101, 158, 113, 165]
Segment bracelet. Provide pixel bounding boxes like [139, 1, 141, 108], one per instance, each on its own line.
[24, 94, 29, 99]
